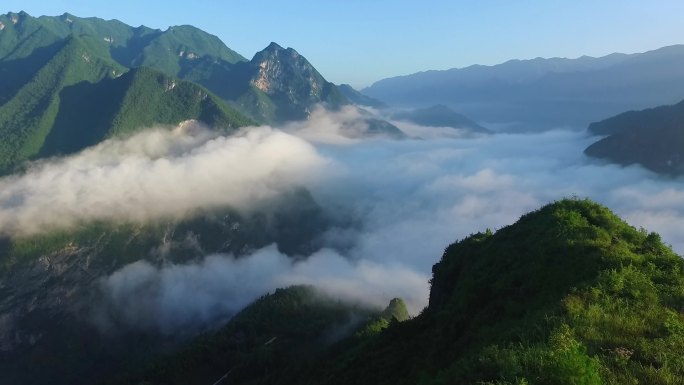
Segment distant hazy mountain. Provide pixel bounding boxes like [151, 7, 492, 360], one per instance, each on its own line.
[363, 46, 684, 131]
[337, 84, 387, 109]
[360, 117, 405, 138]
[336, 86, 486, 135]
[584, 99, 684, 175]
[391, 104, 490, 133]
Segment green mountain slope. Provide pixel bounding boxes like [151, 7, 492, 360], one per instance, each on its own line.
[291, 199, 684, 385]
[0, 34, 123, 169]
[0, 13, 255, 170]
[0, 11, 63, 60]
[0, 37, 252, 168]
[40, 66, 253, 157]
[111, 67, 253, 133]
[122, 286, 406, 385]
[127, 199, 684, 385]
[0, 11, 360, 143]
[123, 40, 352, 124]
[0, 188, 329, 385]
[1, 12, 349, 125]
[0, 13, 73, 102]
[122, 24, 246, 76]
[0, 12, 245, 73]
[585, 99, 684, 175]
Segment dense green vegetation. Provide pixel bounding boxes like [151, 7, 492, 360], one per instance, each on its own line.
[2, 192, 682, 385]
[0, 12, 258, 171]
[123, 199, 684, 385]
[41, 66, 254, 157]
[0, 45, 252, 167]
[120, 285, 407, 385]
[0, 12, 347, 126]
[585, 99, 684, 175]
[5, 11, 682, 385]
[0, 11, 370, 172]
[418, 199, 684, 384]
[121, 24, 246, 76]
[110, 67, 251, 135]
[0, 12, 245, 71]
[0, 35, 123, 169]
[305, 199, 684, 385]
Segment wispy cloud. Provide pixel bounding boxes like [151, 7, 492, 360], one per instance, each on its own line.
[0, 122, 328, 236]
[96, 246, 428, 334]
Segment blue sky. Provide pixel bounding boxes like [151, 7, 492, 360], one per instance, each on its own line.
[2, 0, 684, 87]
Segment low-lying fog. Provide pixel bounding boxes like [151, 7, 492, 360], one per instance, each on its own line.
[2, 107, 682, 334]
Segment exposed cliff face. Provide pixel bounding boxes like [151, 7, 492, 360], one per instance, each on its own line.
[247, 42, 348, 121]
[252, 43, 323, 96]
[0, 243, 101, 353]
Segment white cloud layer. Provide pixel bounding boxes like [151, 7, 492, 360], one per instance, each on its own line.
[0, 122, 327, 235]
[282, 105, 370, 144]
[1, 112, 683, 335]
[99, 126, 684, 334]
[97, 246, 428, 334]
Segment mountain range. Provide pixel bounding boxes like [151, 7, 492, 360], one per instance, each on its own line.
[0, 11, 376, 172]
[0, 11, 362, 382]
[363, 45, 684, 131]
[0, 10, 510, 174]
[1, 10, 684, 385]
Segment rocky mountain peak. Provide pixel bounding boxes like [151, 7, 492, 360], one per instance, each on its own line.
[264, 41, 284, 51]
[250, 42, 323, 98]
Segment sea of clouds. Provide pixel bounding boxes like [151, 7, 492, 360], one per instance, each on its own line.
[1, 109, 682, 334]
